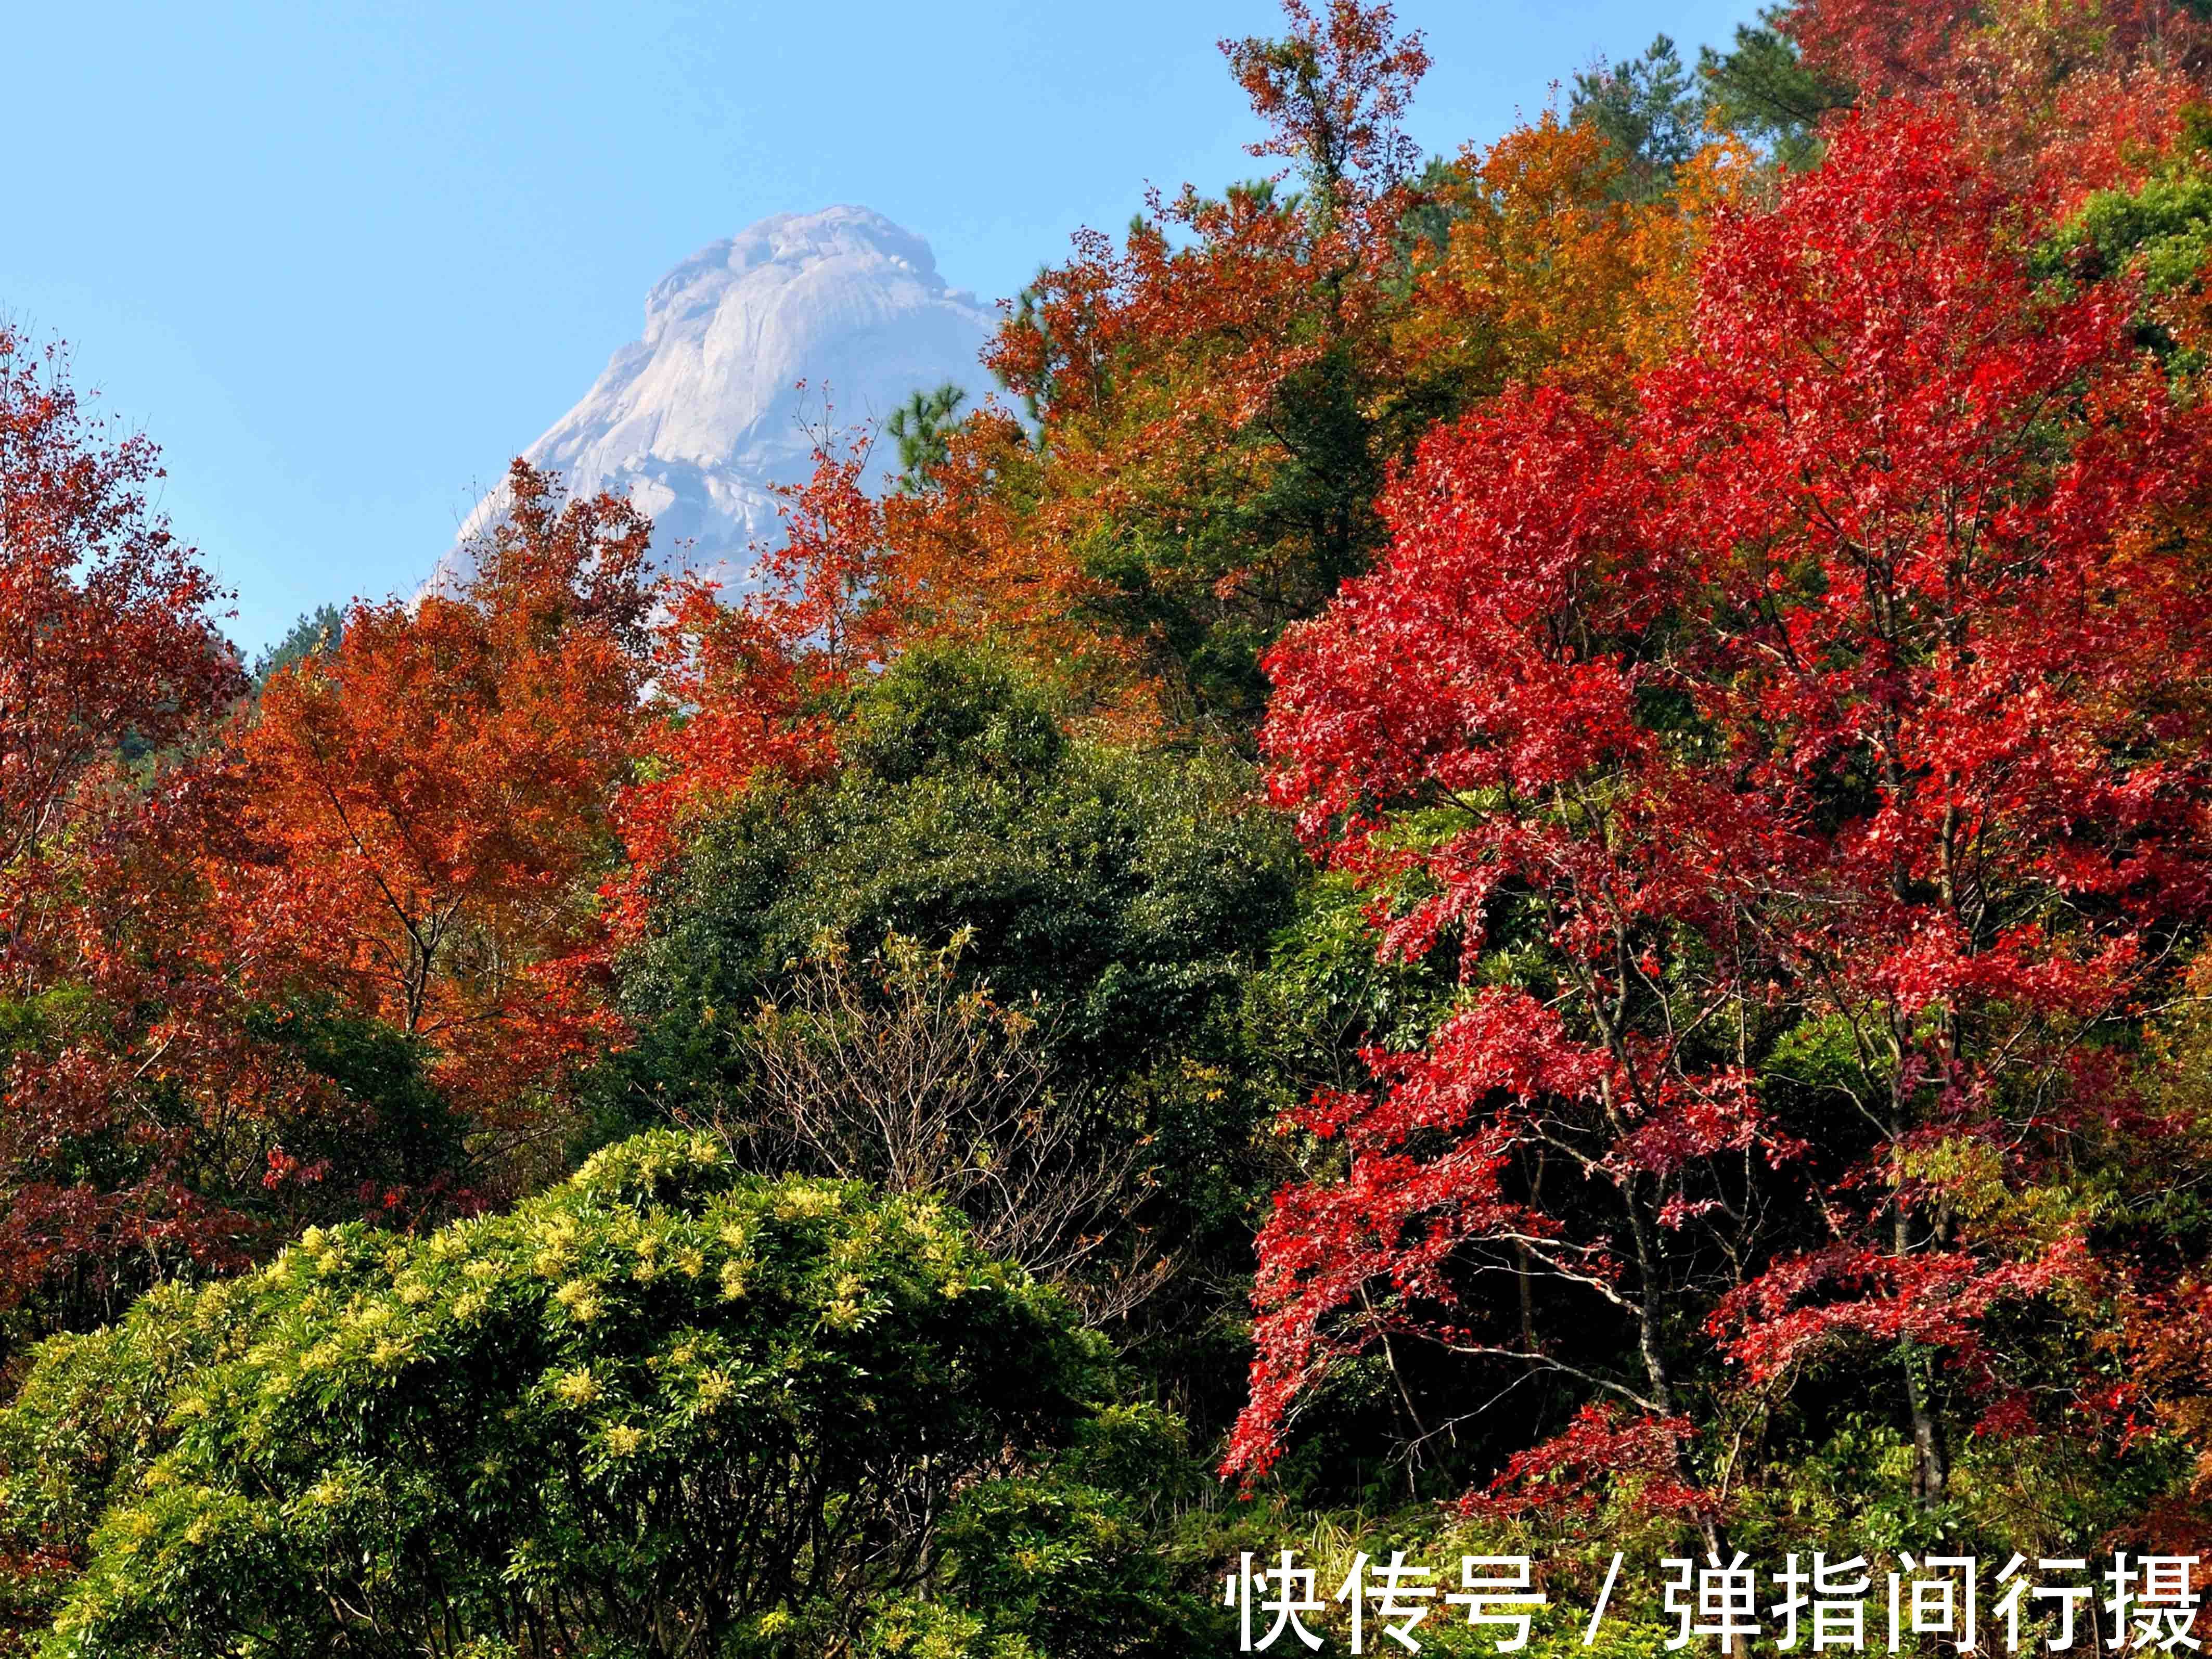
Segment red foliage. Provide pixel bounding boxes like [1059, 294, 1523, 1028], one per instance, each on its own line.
[1779, 0, 2204, 211]
[1712, 1241, 2090, 1380]
[1236, 105, 2212, 1498]
[611, 420, 889, 922]
[1231, 379, 1797, 1485]
[0, 327, 344, 1331]
[1458, 1404, 1712, 1525]
[748, 414, 896, 680]
[0, 328, 240, 891]
[1788, 0, 2206, 101]
[1781, 0, 1981, 97]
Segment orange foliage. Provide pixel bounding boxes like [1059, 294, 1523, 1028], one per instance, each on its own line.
[612, 422, 892, 923]
[957, 6, 1435, 725]
[986, 179, 1399, 472]
[233, 460, 655, 1117]
[1396, 114, 1748, 406]
[884, 6, 1742, 729]
[876, 408, 1162, 733]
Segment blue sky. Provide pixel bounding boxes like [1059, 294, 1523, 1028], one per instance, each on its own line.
[3, 0, 1760, 654]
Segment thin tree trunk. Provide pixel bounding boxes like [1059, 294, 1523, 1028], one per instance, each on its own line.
[1893, 1107, 1946, 1507]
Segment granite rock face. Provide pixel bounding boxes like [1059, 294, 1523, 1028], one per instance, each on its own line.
[437, 205, 995, 591]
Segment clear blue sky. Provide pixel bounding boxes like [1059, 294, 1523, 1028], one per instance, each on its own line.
[3, 0, 1758, 654]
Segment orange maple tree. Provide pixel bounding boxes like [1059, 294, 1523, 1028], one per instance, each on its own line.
[234, 459, 656, 1120]
[1395, 112, 1743, 408]
[902, 0, 1433, 729]
[879, 3, 1737, 736]
[874, 408, 1161, 732]
[610, 418, 894, 928]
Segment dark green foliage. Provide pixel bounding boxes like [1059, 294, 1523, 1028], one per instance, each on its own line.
[608, 647, 1301, 1104]
[864, 1404, 1221, 1659]
[1073, 338, 1391, 732]
[1574, 23, 1850, 189]
[1697, 10, 1853, 171]
[0, 989, 465, 1363]
[23, 9, 2212, 1654]
[845, 647, 1065, 783]
[930, 1484, 1190, 1659]
[1394, 156, 1470, 279]
[1245, 344, 1388, 616]
[885, 383, 969, 492]
[2046, 149, 2212, 299]
[593, 649, 1303, 1423]
[1245, 871, 1462, 1105]
[937, 1430, 1205, 1658]
[243, 997, 466, 1201]
[2069, 170, 2212, 292]
[3, 1132, 1101, 1658]
[1571, 35, 1708, 198]
[251, 603, 345, 685]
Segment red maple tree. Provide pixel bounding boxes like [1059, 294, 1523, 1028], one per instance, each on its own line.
[1234, 106, 2212, 1512]
[0, 327, 298, 1332]
[1776, 0, 2204, 211]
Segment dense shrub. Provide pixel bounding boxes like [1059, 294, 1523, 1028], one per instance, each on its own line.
[611, 648, 1300, 1098]
[1, 1131, 1100, 1658]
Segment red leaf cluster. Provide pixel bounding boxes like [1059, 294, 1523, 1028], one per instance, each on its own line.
[1234, 102, 2212, 1500]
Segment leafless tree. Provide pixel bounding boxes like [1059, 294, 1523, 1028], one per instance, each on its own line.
[700, 930, 1177, 1326]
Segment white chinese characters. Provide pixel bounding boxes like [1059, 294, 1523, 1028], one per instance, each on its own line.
[1222, 1550, 2202, 1654]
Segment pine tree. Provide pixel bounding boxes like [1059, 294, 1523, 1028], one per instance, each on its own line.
[885, 382, 969, 491]
[1570, 35, 1707, 198]
[252, 602, 346, 685]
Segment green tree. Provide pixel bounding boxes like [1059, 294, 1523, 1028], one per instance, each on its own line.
[609, 648, 1299, 1104]
[885, 383, 969, 491]
[1697, 10, 1853, 172]
[1571, 35, 1708, 198]
[250, 602, 345, 685]
[598, 648, 1302, 1417]
[866, 1405, 1220, 1659]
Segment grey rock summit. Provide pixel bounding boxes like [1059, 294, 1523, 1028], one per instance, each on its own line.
[439, 205, 995, 591]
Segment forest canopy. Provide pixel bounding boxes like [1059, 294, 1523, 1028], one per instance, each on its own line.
[9, 0, 2212, 1651]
